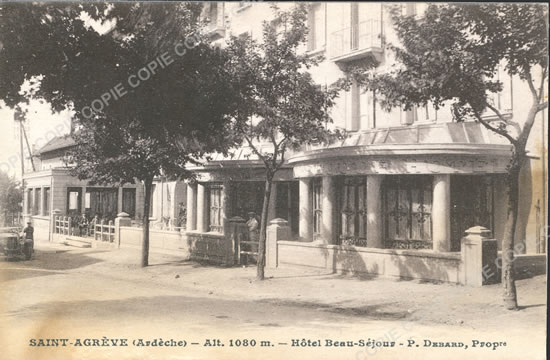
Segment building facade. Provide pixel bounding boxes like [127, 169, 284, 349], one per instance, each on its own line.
[185, 2, 547, 255]
[24, 2, 546, 260]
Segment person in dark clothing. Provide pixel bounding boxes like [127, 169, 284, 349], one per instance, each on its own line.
[22, 221, 34, 240]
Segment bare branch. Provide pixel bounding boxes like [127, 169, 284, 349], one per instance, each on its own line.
[244, 134, 270, 169]
[473, 110, 518, 146]
[485, 102, 510, 123]
[538, 101, 548, 112]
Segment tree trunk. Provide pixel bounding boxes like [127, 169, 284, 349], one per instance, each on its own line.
[256, 173, 273, 280]
[141, 177, 153, 267]
[501, 152, 521, 310]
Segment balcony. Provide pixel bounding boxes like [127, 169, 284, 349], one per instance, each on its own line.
[330, 19, 383, 64]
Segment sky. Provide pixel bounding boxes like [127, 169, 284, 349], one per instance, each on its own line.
[0, 101, 72, 180]
[0, 9, 115, 182]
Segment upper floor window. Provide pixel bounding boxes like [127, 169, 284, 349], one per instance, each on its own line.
[307, 3, 326, 52]
[330, 3, 382, 58]
[350, 81, 375, 130]
[486, 64, 513, 116]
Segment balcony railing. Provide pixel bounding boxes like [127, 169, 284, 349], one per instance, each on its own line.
[330, 19, 383, 61]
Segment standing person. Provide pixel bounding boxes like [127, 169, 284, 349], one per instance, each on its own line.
[78, 213, 89, 236]
[21, 221, 34, 260]
[246, 211, 259, 242]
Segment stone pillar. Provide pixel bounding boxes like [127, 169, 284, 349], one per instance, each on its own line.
[432, 174, 451, 252]
[51, 209, 61, 241]
[115, 212, 132, 248]
[267, 218, 290, 269]
[366, 175, 384, 248]
[299, 178, 312, 242]
[81, 186, 86, 214]
[186, 182, 197, 231]
[268, 182, 277, 221]
[321, 176, 335, 244]
[460, 226, 498, 286]
[117, 187, 123, 215]
[196, 183, 207, 233]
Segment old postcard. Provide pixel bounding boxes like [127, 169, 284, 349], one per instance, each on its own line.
[0, 2, 547, 359]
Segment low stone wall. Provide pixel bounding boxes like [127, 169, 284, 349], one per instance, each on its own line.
[119, 226, 190, 257]
[118, 227, 234, 264]
[277, 240, 462, 283]
[185, 231, 234, 265]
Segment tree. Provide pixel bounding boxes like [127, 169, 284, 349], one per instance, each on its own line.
[350, 4, 547, 309]
[0, 171, 23, 226]
[226, 4, 342, 280]
[0, 2, 239, 266]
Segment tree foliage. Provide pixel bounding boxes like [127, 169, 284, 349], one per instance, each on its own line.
[0, 2, 239, 266]
[0, 170, 22, 218]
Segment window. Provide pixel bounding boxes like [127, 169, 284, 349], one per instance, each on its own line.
[338, 177, 367, 246]
[27, 189, 33, 215]
[312, 178, 322, 236]
[209, 184, 223, 233]
[43, 187, 50, 216]
[384, 176, 432, 249]
[34, 188, 41, 215]
[307, 3, 325, 52]
[122, 188, 136, 218]
[351, 81, 375, 130]
[67, 187, 82, 216]
[85, 188, 117, 220]
[486, 64, 513, 115]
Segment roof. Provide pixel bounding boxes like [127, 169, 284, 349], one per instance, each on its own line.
[302, 122, 512, 153]
[36, 135, 75, 155]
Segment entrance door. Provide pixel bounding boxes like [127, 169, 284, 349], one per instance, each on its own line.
[451, 175, 494, 251]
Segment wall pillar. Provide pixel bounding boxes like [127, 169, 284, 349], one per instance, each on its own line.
[460, 226, 498, 286]
[196, 183, 207, 233]
[299, 178, 312, 242]
[115, 212, 132, 249]
[186, 182, 197, 231]
[366, 175, 384, 248]
[268, 182, 277, 221]
[266, 218, 290, 269]
[432, 174, 451, 252]
[321, 176, 335, 244]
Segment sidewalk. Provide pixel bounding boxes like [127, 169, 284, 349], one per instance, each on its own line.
[32, 243, 546, 332]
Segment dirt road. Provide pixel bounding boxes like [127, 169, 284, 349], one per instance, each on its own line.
[0, 244, 545, 360]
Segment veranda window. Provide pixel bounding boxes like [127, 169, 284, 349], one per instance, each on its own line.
[209, 184, 223, 233]
[384, 176, 432, 249]
[338, 177, 367, 246]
